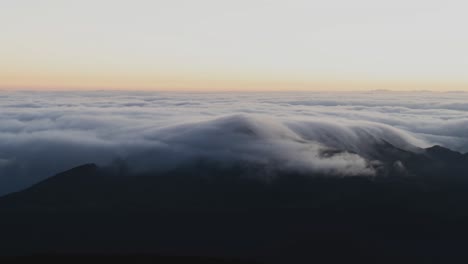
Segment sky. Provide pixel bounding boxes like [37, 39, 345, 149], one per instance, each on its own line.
[1, 0, 468, 91]
[1, 90, 468, 195]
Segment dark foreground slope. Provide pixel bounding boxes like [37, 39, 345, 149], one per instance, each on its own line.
[1, 144, 468, 263]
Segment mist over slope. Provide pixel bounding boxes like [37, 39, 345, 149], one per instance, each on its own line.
[1, 90, 468, 195]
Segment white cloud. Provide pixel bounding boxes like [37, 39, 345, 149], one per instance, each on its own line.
[0, 90, 467, 195]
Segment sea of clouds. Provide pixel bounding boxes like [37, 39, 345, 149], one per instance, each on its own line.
[1, 90, 468, 195]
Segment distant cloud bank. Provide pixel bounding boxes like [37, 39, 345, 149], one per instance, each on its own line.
[0, 91, 467, 195]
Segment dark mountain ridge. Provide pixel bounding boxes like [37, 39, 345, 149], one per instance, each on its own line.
[1, 143, 468, 263]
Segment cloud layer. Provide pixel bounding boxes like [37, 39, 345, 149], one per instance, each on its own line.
[1, 90, 467, 195]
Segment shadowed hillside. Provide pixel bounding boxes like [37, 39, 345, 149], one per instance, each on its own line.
[1, 143, 468, 263]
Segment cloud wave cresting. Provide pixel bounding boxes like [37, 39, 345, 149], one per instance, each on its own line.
[1, 91, 468, 195]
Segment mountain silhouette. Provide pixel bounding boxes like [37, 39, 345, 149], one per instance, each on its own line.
[1, 143, 468, 263]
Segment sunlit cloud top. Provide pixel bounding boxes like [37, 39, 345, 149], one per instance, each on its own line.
[1, 0, 467, 91]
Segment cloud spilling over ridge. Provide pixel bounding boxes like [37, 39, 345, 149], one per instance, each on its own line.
[123, 115, 378, 176]
[0, 90, 468, 195]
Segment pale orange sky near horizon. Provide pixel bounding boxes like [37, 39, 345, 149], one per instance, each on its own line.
[1, 0, 467, 91]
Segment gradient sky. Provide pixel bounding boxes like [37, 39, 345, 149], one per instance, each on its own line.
[1, 0, 467, 91]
